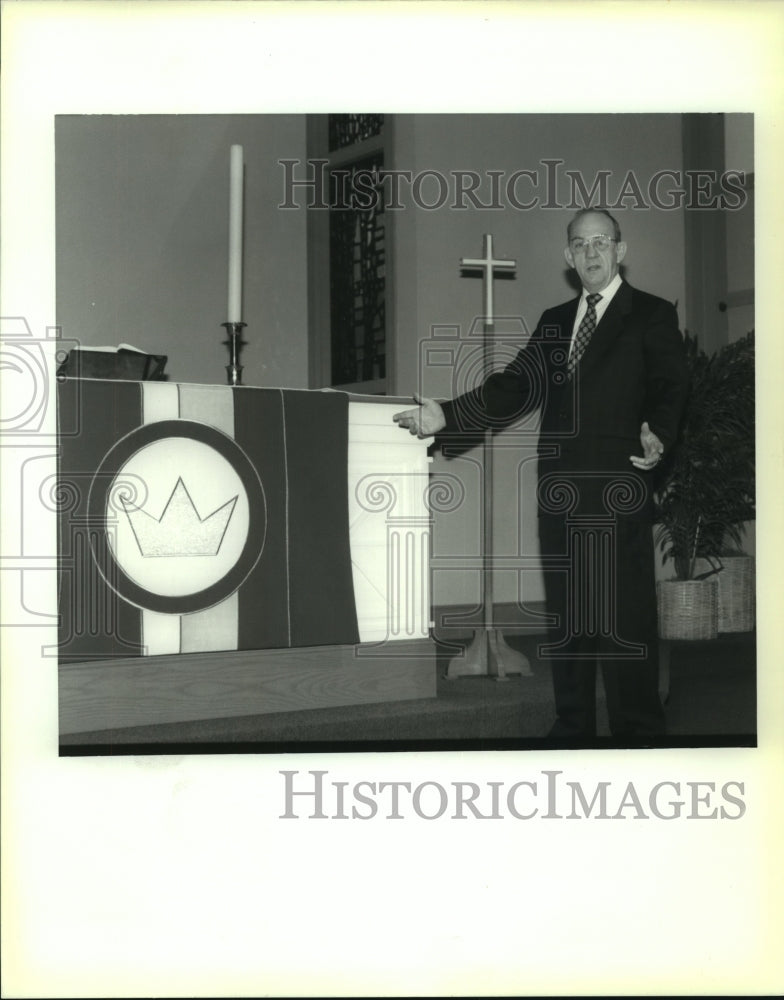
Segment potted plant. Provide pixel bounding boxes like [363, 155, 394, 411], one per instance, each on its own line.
[654, 331, 755, 639]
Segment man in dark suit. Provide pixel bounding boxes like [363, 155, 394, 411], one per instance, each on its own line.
[394, 208, 689, 743]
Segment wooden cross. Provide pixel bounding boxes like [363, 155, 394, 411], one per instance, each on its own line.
[460, 233, 516, 327]
[448, 233, 531, 682]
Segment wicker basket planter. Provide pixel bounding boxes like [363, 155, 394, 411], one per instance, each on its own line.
[694, 554, 755, 633]
[657, 578, 718, 640]
[718, 555, 755, 632]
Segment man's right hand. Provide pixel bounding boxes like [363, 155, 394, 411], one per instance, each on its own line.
[392, 393, 446, 438]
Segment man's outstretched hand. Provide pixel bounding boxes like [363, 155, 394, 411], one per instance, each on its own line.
[630, 421, 664, 470]
[393, 393, 446, 438]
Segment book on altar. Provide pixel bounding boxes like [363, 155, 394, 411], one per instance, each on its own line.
[57, 343, 168, 381]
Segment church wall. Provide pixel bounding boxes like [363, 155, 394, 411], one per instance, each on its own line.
[390, 114, 687, 609]
[56, 114, 308, 387]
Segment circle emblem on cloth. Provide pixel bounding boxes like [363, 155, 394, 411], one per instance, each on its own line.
[88, 420, 266, 614]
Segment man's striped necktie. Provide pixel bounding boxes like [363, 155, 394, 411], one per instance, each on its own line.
[567, 292, 602, 378]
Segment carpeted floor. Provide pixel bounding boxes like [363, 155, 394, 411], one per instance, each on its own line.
[60, 631, 756, 754]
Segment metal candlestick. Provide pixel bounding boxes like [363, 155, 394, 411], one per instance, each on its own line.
[222, 321, 246, 386]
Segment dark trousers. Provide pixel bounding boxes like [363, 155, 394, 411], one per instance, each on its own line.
[538, 515, 664, 739]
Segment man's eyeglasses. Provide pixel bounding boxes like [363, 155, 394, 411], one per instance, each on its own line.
[569, 235, 617, 254]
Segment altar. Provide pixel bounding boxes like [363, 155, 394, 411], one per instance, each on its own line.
[57, 378, 436, 737]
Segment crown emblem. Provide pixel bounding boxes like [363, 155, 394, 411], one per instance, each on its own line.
[121, 477, 238, 557]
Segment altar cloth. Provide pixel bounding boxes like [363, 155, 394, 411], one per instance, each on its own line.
[57, 379, 361, 660]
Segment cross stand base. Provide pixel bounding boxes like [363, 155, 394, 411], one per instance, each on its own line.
[445, 626, 533, 681]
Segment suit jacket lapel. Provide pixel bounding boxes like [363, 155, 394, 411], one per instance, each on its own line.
[575, 281, 633, 381]
[547, 297, 579, 404]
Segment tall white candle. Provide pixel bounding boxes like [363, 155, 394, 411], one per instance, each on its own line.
[228, 144, 244, 323]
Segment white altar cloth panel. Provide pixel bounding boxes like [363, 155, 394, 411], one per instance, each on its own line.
[347, 400, 433, 643]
